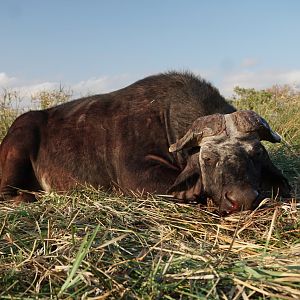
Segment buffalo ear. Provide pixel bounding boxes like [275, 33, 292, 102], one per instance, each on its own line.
[168, 152, 204, 203]
[260, 151, 291, 197]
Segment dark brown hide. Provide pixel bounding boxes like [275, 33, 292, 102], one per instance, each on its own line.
[168, 150, 202, 202]
[0, 72, 235, 202]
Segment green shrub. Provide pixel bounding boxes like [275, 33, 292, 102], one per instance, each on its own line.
[229, 85, 300, 188]
[0, 89, 22, 141]
[31, 86, 72, 110]
[231, 85, 300, 145]
[0, 87, 72, 142]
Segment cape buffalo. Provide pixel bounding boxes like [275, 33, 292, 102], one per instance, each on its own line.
[0, 72, 290, 215]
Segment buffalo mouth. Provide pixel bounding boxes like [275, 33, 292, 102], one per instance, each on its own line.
[218, 187, 261, 216]
[170, 186, 266, 216]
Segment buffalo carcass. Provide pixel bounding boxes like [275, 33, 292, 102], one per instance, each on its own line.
[0, 72, 290, 215]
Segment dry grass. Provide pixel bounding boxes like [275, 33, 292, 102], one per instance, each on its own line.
[0, 89, 22, 141]
[0, 189, 299, 299]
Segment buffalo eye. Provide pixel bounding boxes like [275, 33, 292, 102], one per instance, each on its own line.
[249, 145, 264, 159]
[201, 152, 219, 165]
[203, 157, 211, 164]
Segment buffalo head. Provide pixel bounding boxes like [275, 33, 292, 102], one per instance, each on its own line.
[169, 110, 291, 215]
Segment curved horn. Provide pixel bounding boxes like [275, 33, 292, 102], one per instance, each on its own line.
[230, 110, 281, 143]
[169, 113, 225, 152]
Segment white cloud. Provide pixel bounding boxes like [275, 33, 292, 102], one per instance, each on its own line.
[240, 58, 259, 68]
[0, 72, 17, 86]
[219, 69, 300, 97]
[71, 74, 132, 98]
[216, 57, 300, 96]
[1, 68, 300, 103]
[19, 82, 59, 97]
[281, 70, 300, 84]
[0, 72, 134, 105]
[0, 72, 59, 97]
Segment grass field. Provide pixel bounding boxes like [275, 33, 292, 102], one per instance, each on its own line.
[0, 86, 299, 299]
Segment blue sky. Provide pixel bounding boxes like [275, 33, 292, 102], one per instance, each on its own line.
[1, 0, 300, 98]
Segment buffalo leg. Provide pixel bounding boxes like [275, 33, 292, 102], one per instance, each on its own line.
[0, 139, 41, 203]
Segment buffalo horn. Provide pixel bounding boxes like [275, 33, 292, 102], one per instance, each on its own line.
[169, 113, 225, 152]
[230, 110, 281, 143]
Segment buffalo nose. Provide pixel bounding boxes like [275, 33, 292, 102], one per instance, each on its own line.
[220, 187, 259, 216]
[221, 191, 240, 215]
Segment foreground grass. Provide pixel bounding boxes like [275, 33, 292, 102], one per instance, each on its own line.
[0, 189, 299, 299]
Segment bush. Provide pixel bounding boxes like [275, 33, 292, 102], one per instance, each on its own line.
[0, 89, 22, 141]
[229, 85, 300, 188]
[31, 86, 72, 110]
[231, 85, 300, 145]
[0, 87, 72, 141]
